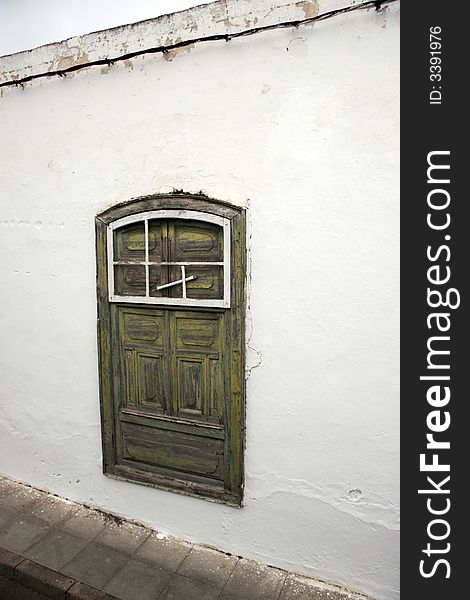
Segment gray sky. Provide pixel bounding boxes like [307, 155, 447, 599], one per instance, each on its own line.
[0, 0, 213, 56]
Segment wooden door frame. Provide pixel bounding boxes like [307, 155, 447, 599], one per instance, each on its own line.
[95, 193, 246, 505]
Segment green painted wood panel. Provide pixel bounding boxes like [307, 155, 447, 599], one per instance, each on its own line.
[121, 422, 225, 480]
[113, 307, 226, 487]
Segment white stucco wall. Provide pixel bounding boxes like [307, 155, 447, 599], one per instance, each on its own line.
[0, 1, 400, 598]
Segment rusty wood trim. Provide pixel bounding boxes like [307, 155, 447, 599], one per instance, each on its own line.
[97, 194, 241, 224]
[108, 465, 242, 507]
[227, 209, 247, 502]
[95, 217, 116, 472]
[120, 410, 226, 439]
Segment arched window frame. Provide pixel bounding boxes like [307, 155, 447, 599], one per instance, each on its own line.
[107, 210, 231, 308]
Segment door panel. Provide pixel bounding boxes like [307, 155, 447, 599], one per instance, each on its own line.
[185, 265, 224, 300]
[114, 264, 146, 296]
[147, 220, 165, 261]
[114, 221, 145, 262]
[175, 314, 221, 352]
[123, 349, 137, 406]
[137, 352, 165, 413]
[149, 265, 169, 298]
[176, 357, 204, 419]
[173, 312, 224, 423]
[122, 312, 163, 343]
[118, 308, 166, 413]
[167, 264, 223, 300]
[120, 422, 225, 482]
[168, 220, 224, 300]
[171, 220, 223, 262]
[114, 305, 226, 486]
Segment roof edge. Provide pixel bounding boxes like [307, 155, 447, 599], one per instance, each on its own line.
[0, 0, 329, 83]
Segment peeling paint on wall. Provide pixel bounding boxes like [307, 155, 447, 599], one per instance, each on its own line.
[295, 0, 320, 20]
[50, 50, 89, 73]
[163, 42, 195, 61]
[0, 0, 348, 86]
[100, 63, 113, 75]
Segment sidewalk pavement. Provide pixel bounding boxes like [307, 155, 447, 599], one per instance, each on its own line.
[0, 473, 371, 600]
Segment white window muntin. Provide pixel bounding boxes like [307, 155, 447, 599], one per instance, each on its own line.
[107, 209, 231, 308]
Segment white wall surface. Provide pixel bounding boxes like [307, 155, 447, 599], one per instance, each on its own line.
[0, 1, 400, 598]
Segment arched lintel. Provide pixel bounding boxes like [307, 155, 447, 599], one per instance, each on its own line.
[97, 193, 243, 225]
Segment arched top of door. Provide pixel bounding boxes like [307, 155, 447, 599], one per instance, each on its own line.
[97, 194, 244, 309]
[96, 193, 243, 225]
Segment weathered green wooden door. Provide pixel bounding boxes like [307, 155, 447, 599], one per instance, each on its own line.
[115, 308, 226, 481]
[96, 196, 245, 505]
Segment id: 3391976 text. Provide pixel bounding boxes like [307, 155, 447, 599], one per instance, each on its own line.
[429, 26, 443, 105]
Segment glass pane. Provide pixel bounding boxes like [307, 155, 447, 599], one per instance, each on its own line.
[149, 265, 169, 298]
[148, 220, 164, 261]
[114, 222, 145, 262]
[114, 265, 146, 296]
[168, 266, 184, 299]
[185, 266, 223, 300]
[171, 220, 223, 262]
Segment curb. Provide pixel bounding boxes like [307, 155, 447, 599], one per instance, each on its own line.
[0, 547, 119, 600]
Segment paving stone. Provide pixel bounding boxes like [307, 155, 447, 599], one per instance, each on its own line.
[0, 573, 49, 600]
[23, 529, 88, 572]
[62, 543, 129, 590]
[57, 505, 108, 542]
[280, 575, 369, 600]
[67, 581, 121, 600]
[0, 547, 24, 578]
[93, 519, 150, 555]
[0, 514, 51, 554]
[104, 558, 172, 600]
[15, 559, 75, 600]
[177, 545, 238, 589]
[27, 495, 79, 527]
[223, 558, 287, 600]
[134, 532, 192, 571]
[0, 505, 19, 529]
[158, 575, 220, 600]
[0, 480, 47, 513]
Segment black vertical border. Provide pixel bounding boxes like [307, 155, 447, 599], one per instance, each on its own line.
[401, 2, 466, 598]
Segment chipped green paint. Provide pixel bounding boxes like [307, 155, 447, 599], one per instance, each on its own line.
[96, 194, 246, 506]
